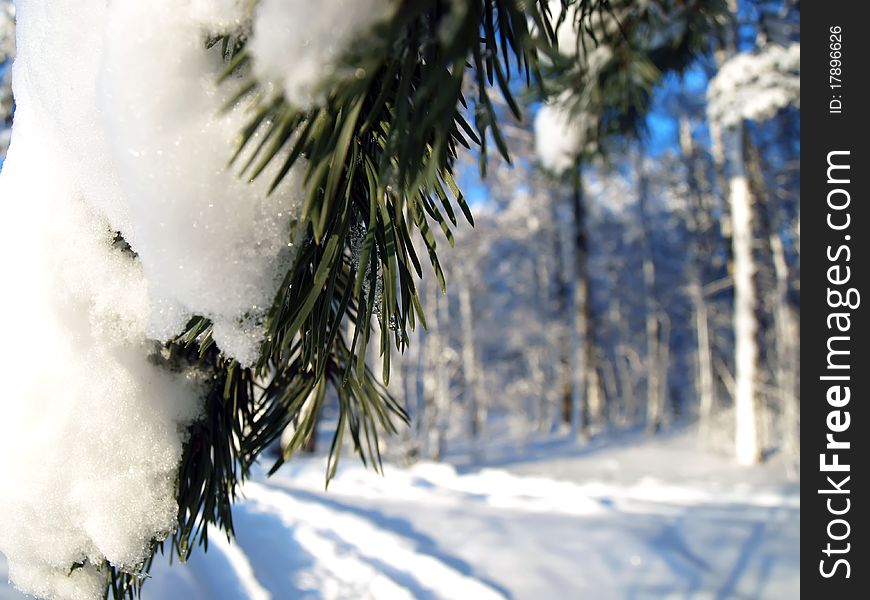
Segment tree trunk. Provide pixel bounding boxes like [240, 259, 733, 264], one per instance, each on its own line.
[532, 240, 556, 431]
[423, 280, 450, 461]
[636, 158, 667, 434]
[458, 266, 485, 462]
[555, 196, 575, 428]
[570, 168, 592, 441]
[679, 117, 717, 441]
[728, 125, 761, 466]
[692, 278, 716, 439]
[744, 128, 800, 465]
[770, 233, 800, 461]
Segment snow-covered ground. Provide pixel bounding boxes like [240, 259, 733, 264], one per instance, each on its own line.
[1, 429, 799, 599]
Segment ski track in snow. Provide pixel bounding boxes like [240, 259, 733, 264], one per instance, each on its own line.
[1, 434, 800, 599]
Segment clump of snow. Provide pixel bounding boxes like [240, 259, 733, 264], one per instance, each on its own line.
[99, 0, 307, 366]
[6, 0, 305, 366]
[250, 0, 396, 110]
[545, 0, 618, 64]
[707, 43, 800, 128]
[0, 84, 205, 599]
[534, 3, 615, 173]
[544, 0, 581, 57]
[0, 0, 312, 598]
[533, 95, 597, 174]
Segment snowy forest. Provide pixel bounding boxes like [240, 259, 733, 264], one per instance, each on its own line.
[1, 1, 799, 599]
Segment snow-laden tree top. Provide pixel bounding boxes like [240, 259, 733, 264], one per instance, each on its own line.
[707, 43, 800, 128]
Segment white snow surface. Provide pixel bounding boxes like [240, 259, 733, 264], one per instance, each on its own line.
[2, 430, 797, 599]
[151, 430, 800, 600]
[0, 1, 311, 598]
[250, 0, 395, 110]
[149, 431, 797, 599]
[707, 43, 800, 128]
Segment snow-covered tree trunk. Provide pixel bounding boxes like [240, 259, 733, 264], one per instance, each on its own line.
[569, 171, 592, 441]
[692, 278, 716, 439]
[644, 296, 665, 433]
[608, 298, 638, 425]
[616, 343, 642, 426]
[458, 265, 486, 461]
[555, 197, 578, 430]
[710, 0, 772, 465]
[770, 232, 799, 462]
[728, 127, 761, 466]
[744, 129, 800, 466]
[398, 329, 423, 462]
[679, 117, 717, 441]
[532, 230, 557, 431]
[598, 348, 620, 425]
[413, 327, 430, 459]
[636, 160, 667, 434]
[423, 280, 451, 461]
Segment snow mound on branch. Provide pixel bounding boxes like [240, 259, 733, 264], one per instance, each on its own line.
[533, 96, 597, 174]
[534, 2, 617, 173]
[250, 0, 395, 110]
[707, 43, 800, 128]
[0, 0, 307, 598]
[100, 0, 306, 366]
[4, 0, 305, 366]
[0, 90, 204, 599]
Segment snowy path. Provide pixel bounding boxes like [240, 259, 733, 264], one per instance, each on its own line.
[141, 451, 798, 599]
[2, 434, 800, 599]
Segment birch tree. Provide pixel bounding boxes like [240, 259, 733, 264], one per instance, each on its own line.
[707, 3, 799, 463]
